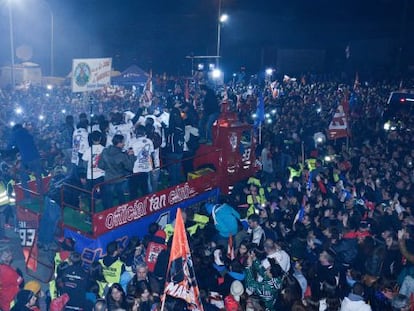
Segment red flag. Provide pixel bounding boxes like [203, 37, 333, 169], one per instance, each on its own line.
[227, 235, 235, 260]
[142, 69, 153, 104]
[162, 209, 203, 311]
[23, 245, 38, 272]
[328, 104, 349, 140]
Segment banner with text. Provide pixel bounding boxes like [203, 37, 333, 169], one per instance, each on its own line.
[72, 58, 112, 92]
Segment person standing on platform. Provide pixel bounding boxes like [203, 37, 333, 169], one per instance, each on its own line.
[130, 125, 154, 199]
[7, 122, 43, 199]
[98, 134, 135, 210]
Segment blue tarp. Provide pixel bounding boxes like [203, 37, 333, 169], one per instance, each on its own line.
[112, 64, 148, 86]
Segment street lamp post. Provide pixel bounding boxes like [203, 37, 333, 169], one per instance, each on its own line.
[216, 0, 228, 68]
[40, 1, 54, 76]
[8, 1, 15, 88]
[50, 9, 54, 76]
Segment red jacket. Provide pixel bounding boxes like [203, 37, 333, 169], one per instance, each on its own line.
[0, 264, 24, 311]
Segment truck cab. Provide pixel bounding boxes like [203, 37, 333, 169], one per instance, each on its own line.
[193, 101, 259, 194]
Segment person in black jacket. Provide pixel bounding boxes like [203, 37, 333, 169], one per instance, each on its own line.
[59, 251, 91, 310]
[164, 108, 185, 185]
[198, 84, 220, 143]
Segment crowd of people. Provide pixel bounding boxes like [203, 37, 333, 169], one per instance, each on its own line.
[0, 70, 414, 311]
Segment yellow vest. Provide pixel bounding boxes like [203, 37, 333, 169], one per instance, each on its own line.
[0, 181, 8, 206]
[246, 194, 267, 217]
[164, 224, 175, 242]
[99, 258, 123, 285]
[7, 180, 16, 206]
[306, 158, 317, 172]
[49, 251, 70, 299]
[288, 165, 302, 181]
[97, 280, 108, 297]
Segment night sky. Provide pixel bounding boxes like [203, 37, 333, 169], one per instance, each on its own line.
[0, 0, 412, 76]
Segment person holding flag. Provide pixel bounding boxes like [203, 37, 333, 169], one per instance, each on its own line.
[161, 208, 204, 311]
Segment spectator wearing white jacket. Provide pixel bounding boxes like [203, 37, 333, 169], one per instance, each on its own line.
[340, 282, 372, 311]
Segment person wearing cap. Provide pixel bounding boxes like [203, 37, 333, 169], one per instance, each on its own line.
[10, 289, 37, 311]
[23, 280, 47, 311]
[0, 246, 24, 311]
[224, 280, 244, 311]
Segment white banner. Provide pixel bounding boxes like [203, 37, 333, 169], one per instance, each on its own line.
[71, 58, 112, 93]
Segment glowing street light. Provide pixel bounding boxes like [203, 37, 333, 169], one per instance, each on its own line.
[15, 107, 23, 115]
[216, 0, 229, 67]
[220, 13, 228, 23]
[212, 68, 222, 79]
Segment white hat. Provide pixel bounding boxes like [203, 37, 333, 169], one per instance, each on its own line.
[230, 280, 244, 301]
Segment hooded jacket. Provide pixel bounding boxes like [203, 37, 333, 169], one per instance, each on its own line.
[340, 294, 372, 311]
[206, 203, 240, 238]
[98, 145, 135, 181]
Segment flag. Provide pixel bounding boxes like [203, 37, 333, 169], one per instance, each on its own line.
[23, 244, 38, 272]
[227, 235, 235, 260]
[328, 104, 349, 140]
[162, 209, 203, 311]
[270, 81, 279, 99]
[353, 72, 359, 90]
[254, 92, 265, 128]
[142, 69, 153, 105]
[184, 79, 190, 102]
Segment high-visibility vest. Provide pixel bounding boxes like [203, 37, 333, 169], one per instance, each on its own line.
[187, 213, 210, 236]
[6, 180, 16, 206]
[49, 251, 71, 299]
[99, 258, 123, 285]
[0, 181, 8, 207]
[164, 224, 175, 242]
[306, 158, 317, 172]
[288, 165, 302, 180]
[246, 193, 267, 217]
[97, 279, 109, 297]
[247, 177, 262, 187]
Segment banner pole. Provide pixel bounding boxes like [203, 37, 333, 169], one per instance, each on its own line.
[301, 141, 305, 167]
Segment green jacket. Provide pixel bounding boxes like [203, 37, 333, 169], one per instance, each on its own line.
[245, 259, 282, 310]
